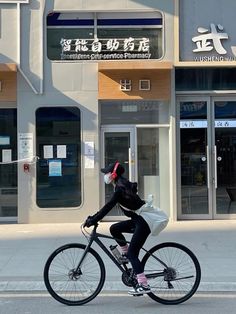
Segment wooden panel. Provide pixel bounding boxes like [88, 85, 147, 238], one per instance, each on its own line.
[0, 72, 17, 101]
[98, 69, 171, 100]
[98, 60, 173, 70]
[0, 63, 17, 72]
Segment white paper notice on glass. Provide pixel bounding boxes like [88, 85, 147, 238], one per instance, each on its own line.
[0, 136, 10, 145]
[57, 145, 67, 158]
[2, 149, 12, 163]
[18, 133, 34, 159]
[85, 155, 94, 169]
[49, 159, 62, 177]
[85, 142, 94, 155]
[43, 145, 53, 159]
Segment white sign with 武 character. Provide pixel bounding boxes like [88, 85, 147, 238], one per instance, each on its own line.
[179, 0, 236, 62]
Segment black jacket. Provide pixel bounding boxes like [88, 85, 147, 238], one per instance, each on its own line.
[91, 176, 145, 222]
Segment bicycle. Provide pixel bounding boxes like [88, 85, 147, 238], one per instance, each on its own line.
[43, 222, 201, 306]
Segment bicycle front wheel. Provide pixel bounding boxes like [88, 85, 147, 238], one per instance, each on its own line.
[44, 243, 106, 306]
[142, 242, 201, 305]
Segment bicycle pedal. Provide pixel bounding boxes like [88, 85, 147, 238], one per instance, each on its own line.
[132, 293, 143, 297]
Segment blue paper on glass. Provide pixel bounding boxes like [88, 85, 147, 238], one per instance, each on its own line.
[49, 159, 62, 177]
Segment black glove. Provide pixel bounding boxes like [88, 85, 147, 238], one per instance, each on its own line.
[84, 215, 97, 228]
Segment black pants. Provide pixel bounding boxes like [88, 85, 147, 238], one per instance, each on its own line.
[110, 215, 151, 274]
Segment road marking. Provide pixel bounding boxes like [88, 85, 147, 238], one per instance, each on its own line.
[0, 292, 236, 298]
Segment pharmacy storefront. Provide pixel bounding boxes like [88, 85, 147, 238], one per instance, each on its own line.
[44, 9, 172, 223]
[176, 0, 236, 220]
[0, 0, 175, 223]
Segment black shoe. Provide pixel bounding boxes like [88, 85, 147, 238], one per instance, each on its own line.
[128, 284, 151, 296]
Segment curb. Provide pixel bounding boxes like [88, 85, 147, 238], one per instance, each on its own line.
[1, 281, 236, 292]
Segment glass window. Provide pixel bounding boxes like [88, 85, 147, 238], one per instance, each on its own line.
[47, 11, 163, 61]
[100, 100, 169, 124]
[215, 101, 236, 119]
[176, 68, 236, 91]
[180, 101, 207, 120]
[36, 107, 81, 208]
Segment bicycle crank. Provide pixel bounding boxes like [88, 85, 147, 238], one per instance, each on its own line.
[121, 268, 138, 287]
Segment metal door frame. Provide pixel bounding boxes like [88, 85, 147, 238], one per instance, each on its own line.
[100, 125, 136, 220]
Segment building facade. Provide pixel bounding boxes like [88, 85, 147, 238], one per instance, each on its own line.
[0, 0, 235, 223]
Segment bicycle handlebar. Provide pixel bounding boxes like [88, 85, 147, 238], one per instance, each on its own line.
[81, 221, 99, 237]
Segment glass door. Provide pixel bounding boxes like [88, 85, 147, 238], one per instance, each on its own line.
[178, 97, 236, 220]
[101, 126, 136, 218]
[213, 99, 236, 217]
[178, 98, 211, 219]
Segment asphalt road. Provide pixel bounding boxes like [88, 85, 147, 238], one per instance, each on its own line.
[1, 291, 235, 314]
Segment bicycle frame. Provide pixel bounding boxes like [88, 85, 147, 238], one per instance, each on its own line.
[76, 224, 129, 274]
[76, 224, 168, 277]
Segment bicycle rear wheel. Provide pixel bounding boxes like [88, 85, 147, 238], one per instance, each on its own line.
[44, 243, 106, 306]
[142, 242, 201, 305]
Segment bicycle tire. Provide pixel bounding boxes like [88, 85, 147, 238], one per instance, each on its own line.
[142, 242, 201, 305]
[44, 243, 106, 306]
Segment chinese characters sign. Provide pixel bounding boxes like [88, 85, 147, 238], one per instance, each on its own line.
[191, 23, 236, 61]
[192, 24, 228, 55]
[180, 120, 236, 128]
[60, 37, 151, 60]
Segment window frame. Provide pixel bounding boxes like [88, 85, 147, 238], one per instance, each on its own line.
[35, 106, 82, 209]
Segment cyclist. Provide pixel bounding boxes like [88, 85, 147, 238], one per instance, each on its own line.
[84, 161, 152, 296]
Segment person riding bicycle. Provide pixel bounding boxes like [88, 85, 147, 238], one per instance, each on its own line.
[84, 161, 152, 296]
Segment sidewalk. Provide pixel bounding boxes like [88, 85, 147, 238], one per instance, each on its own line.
[0, 220, 236, 292]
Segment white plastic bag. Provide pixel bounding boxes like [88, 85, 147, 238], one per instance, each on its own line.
[136, 195, 169, 236]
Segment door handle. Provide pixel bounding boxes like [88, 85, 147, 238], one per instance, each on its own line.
[214, 145, 218, 189]
[206, 146, 210, 189]
[128, 148, 132, 181]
